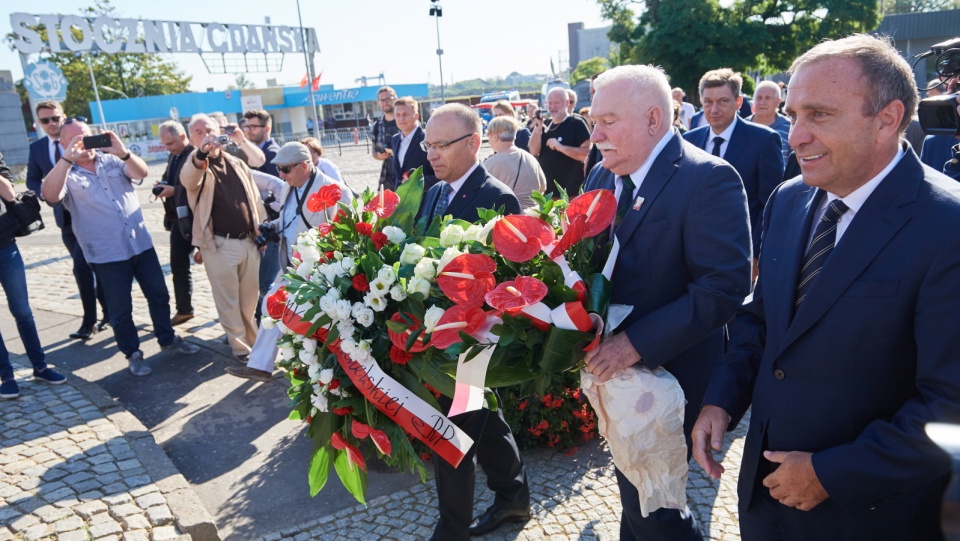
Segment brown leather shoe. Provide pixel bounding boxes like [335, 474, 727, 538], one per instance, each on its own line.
[171, 313, 195, 326]
[225, 366, 272, 382]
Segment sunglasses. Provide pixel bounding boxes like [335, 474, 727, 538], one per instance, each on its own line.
[277, 163, 301, 174]
[63, 116, 88, 125]
[39, 115, 62, 125]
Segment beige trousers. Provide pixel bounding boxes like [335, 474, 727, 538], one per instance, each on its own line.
[203, 236, 260, 356]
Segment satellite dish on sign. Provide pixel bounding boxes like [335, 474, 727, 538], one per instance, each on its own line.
[169, 107, 179, 121]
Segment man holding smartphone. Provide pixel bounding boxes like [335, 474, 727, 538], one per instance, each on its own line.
[41, 119, 199, 377]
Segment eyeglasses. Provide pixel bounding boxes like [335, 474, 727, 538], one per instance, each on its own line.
[63, 116, 88, 125]
[378, 97, 395, 103]
[420, 133, 472, 152]
[277, 163, 301, 174]
[39, 115, 62, 125]
[243, 124, 265, 130]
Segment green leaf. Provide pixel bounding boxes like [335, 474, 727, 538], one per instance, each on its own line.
[385, 320, 407, 333]
[308, 446, 331, 497]
[381, 167, 425, 233]
[333, 449, 368, 505]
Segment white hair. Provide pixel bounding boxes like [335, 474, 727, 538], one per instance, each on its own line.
[188, 113, 216, 132]
[754, 80, 781, 100]
[593, 65, 673, 121]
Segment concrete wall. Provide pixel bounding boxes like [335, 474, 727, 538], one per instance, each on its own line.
[0, 92, 30, 177]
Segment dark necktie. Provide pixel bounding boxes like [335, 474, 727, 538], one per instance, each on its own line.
[434, 182, 454, 218]
[615, 174, 636, 227]
[54, 141, 61, 163]
[795, 199, 849, 308]
[711, 136, 724, 157]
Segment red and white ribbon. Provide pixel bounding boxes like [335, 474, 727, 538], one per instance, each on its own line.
[447, 316, 502, 418]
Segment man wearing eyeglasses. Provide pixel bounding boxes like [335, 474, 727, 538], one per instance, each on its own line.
[227, 142, 352, 382]
[26, 102, 109, 341]
[181, 114, 266, 362]
[371, 86, 399, 190]
[242, 110, 281, 177]
[389, 96, 436, 189]
[416, 104, 529, 541]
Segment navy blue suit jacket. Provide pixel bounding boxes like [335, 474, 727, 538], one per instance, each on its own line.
[391, 126, 436, 190]
[920, 134, 955, 173]
[257, 138, 282, 178]
[27, 136, 68, 228]
[416, 164, 519, 225]
[705, 148, 960, 537]
[684, 118, 784, 251]
[584, 130, 752, 435]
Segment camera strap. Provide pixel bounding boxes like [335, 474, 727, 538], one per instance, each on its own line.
[282, 168, 319, 234]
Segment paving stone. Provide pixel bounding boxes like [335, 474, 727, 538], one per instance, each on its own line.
[10, 513, 39, 532]
[88, 519, 122, 538]
[54, 514, 85, 533]
[109, 503, 142, 518]
[135, 492, 166, 509]
[151, 526, 180, 540]
[123, 531, 150, 541]
[146, 505, 173, 527]
[121, 513, 151, 530]
[74, 500, 108, 519]
[57, 530, 90, 541]
[22, 523, 53, 541]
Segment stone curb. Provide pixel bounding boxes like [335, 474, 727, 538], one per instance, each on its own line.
[64, 365, 222, 541]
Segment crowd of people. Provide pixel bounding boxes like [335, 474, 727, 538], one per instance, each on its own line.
[1, 32, 960, 541]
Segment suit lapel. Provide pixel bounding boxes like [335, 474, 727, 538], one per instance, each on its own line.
[614, 133, 682, 247]
[723, 120, 748, 165]
[445, 165, 485, 219]
[779, 153, 920, 353]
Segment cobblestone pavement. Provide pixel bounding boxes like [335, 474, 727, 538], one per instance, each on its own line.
[3, 144, 748, 540]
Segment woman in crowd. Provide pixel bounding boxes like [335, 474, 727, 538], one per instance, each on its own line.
[301, 137, 344, 184]
[491, 100, 532, 152]
[482, 116, 546, 210]
[0, 154, 66, 399]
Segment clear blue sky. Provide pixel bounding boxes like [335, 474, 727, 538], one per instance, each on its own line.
[4, 1, 608, 91]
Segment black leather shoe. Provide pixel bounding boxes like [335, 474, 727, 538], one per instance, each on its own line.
[97, 318, 110, 332]
[69, 325, 96, 340]
[468, 504, 531, 536]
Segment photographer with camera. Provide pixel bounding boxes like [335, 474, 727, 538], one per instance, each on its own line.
[227, 142, 352, 382]
[180, 113, 266, 361]
[154, 120, 196, 327]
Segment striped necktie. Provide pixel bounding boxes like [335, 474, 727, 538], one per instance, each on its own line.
[615, 174, 636, 227]
[795, 199, 849, 308]
[434, 182, 454, 218]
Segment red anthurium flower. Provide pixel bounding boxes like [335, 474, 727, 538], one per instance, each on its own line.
[431, 305, 488, 349]
[332, 406, 353, 416]
[550, 214, 588, 259]
[351, 420, 393, 456]
[485, 276, 548, 312]
[387, 312, 430, 352]
[356, 222, 373, 236]
[332, 209, 348, 223]
[330, 432, 366, 472]
[437, 254, 497, 307]
[265, 287, 288, 320]
[316, 223, 334, 236]
[307, 184, 343, 212]
[566, 189, 617, 238]
[491, 215, 556, 263]
[362, 189, 400, 218]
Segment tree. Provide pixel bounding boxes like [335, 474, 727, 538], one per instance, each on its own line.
[881, 0, 960, 13]
[597, 0, 880, 99]
[570, 57, 609, 85]
[232, 74, 255, 90]
[7, 0, 191, 124]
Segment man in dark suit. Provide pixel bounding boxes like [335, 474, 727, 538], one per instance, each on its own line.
[584, 65, 752, 541]
[389, 96, 436, 190]
[26, 100, 107, 339]
[155, 120, 196, 326]
[684, 69, 784, 273]
[417, 104, 528, 541]
[693, 35, 960, 541]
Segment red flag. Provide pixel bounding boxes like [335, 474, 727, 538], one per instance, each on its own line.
[311, 71, 323, 92]
[299, 73, 309, 88]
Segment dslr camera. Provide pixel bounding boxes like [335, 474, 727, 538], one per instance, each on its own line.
[151, 181, 170, 197]
[253, 222, 280, 248]
[917, 38, 960, 136]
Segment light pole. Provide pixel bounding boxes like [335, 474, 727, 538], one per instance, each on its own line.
[429, 0, 445, 104]
[84, 54, 107, 130]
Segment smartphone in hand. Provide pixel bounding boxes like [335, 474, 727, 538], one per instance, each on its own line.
[83, 134, 112, 149]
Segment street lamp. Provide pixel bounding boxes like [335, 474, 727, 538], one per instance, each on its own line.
[429, 0, 445, 103]
[99, 85, 129, 99]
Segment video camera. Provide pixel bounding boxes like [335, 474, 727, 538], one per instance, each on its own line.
[916, 38, 960, 136]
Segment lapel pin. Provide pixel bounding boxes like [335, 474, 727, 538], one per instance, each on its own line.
[632, 196, 644, 211]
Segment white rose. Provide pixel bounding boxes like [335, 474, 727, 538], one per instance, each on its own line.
[279, 346, 296, 361]
[319, 296, 338, 319]
[439, 224, 464, 247]
[335, 300, 352, 320]
[364, 293, 388, 312]
[390, 284, 407, 302]
[377, 265, 398, 285]
[298, 244, 321, 264]
[301, 338, 317, 354]
[308, 364, 323, 381]
[295, 261, 313, 279]
[261, 317, 277, 329]
[355, 308, 375, 328]
[333, 250, 343, 261]
[299, 350, 318, 366]
[463, 224, 485, 243]
[437, 247, 463, 272]
[311, 393, 329, 412]
[414, 258, 438, 281]
[368, 277, 390, 296]
[351, 302, 366, 321]
[423, 306, 446, 333]
[340, 257, 356, 276]
[407, 275, 432, 298]
[400, 243, 426, 265]
[319, 368, 334, 384]
[337, 321, 355, 339]
[382, 226, 406, 245]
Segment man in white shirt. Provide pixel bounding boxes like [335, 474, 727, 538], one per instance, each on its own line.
[389, 96, 436, 189]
